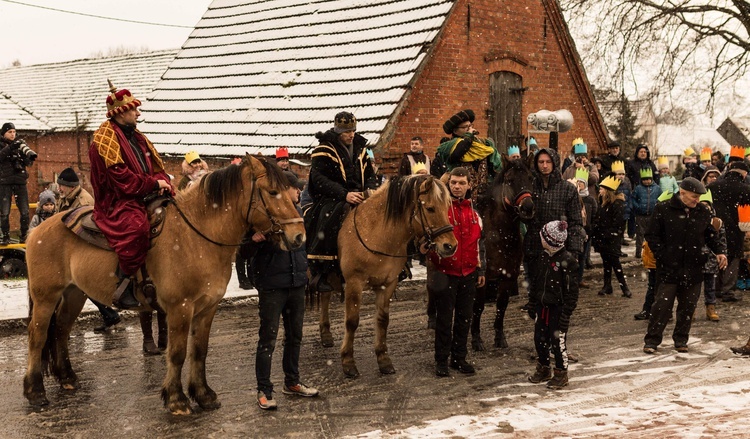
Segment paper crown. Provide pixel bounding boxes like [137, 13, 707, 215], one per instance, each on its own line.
[573, 143, 587, 155]
[739, 205, 750, 231]
[572, 137, 584, 147]
[657, 156, 669, 169]
[600, 175, 621, 191]
[105, 79, 141, 119]
[575, 167, 589, 182]
[611, 161, 625, 173]
[658, 191, 673, 202]
[699, 189, 713, 205]
[745, 147, 750, 157]
[640, 168, 653, 179]
[730, 146, 745, 160]
[507, 145, 520, 156]
[700, 147, 712, 162]
[411, 162, 427, 174]
[275, 147, 289, 159]
[683, 147, 697, 157]
[185, 151, 200, 164]
[528, 137, 538, 146]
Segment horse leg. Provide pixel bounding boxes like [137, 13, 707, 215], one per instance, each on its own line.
[161, 306, 194, 415]
[188, 304, 221, 411]
[23, 291, 60, 406]
[51, 290, 87, 390]
[494, 283, 511, 348]
[471, 284, 487, 351]
[318, 289, 334, 348]
[374, 283, 397, 375]
[340, 280, 363, 378]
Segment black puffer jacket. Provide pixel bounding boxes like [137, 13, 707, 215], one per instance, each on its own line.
[592, 195, 626, 256]
[0, 137, 32, 185]
[707, 170, 750, 258]
[308, 129, 377, 202]
[529, 248, 579, 317]
[645, 194, 726, 284]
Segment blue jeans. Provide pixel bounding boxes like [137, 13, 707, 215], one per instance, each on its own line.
[0, 184, 29, 237]
[255, 285, 305, 396]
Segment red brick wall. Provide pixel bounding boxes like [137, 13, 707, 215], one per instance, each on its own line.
[379, 0, 604, 173]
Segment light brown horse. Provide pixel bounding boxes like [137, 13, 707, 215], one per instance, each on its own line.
[317, 175, 457, 378]
[23, 155, 305, 415]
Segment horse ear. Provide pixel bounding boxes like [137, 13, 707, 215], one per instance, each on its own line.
[423, 175, 434, 192]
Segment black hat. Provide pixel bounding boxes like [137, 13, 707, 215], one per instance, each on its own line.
[680, 177, 707, 194]
[729, 160, 750, 173]
[0, 122, 15, 136]
[443, 109, 475, 135]
[283, 171, 305, 190]
[57, 167, 80, 187]
[334, 112, 356, 134]
[607, 141, 620, 149]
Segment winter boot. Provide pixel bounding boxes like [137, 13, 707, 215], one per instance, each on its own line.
[597, 285, 613, 296]
[731, 337, 750, 355]
[113, 270, 140, 309]
[706, 304, 719, 321]
[139, 312, 161, 356]
[528, 363, 553, 384]
[547, 368, 569, 390]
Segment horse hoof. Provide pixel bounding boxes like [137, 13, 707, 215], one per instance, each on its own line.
[169, 402, 194, 416]
[27, 393, 49, 406]
[320, 334, 334, 348]
[197, 399, 221, 411]
[61, 383, 76, 391]
[379, 364, 396, 375]
[472, 338, 485, 352]
[343, 365, 360, 378]
[494, 332, 509, 349]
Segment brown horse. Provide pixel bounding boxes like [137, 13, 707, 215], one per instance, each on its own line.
[317, 174, 457, 378]
[23, 155, 305, 415]
[471, 154, 535, 350]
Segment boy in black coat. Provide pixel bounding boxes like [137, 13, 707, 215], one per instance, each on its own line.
[527, 220, 580, 390]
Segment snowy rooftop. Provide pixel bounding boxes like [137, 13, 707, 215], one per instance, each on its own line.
[138, 0, 455, 157]
[654, 124, 730, 156]
[0, 50, 178, 132]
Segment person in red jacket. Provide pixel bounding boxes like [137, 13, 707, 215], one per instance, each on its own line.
[89, 81, 173, 308]
[424, 167, 486, 377]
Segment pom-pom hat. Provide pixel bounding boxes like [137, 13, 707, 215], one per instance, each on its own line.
[105, 79, 141, 119]
[540, 220, 568, 251]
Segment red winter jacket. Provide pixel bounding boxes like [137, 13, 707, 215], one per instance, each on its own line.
[430, 197, 484, 277]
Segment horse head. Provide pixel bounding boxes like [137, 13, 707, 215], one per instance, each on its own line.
[495, 153, 535, 220]
[243, 154, 306, 250]
[413, 175, 457, 258]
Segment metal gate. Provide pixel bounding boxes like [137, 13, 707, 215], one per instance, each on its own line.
[488, 71, 525, 153]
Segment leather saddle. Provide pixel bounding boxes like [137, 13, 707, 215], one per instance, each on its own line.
[61, 196, 171, 251]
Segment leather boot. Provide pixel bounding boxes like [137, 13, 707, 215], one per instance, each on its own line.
[731, 337, 750, 355]
[528, 363, 553, 383]
[114, 273, 140, 309]
[547, 368, 569, 389]
[139, 312, 161, 356]
[706, 304, 719, 321]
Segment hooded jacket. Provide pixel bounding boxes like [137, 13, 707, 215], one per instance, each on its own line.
[707, 170, 750, 258]
[626, 145, 660, 187]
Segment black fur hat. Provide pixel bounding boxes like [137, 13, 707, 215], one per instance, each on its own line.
[443, 109, 475, 135]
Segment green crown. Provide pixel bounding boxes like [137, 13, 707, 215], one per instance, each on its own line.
[575, 167, 589, 182]
[640, 168, 654, 179]
[699, 189, 713, 204]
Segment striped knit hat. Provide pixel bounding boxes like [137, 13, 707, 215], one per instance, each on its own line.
[540, 220, 568, 251]
[105, 79, 141, 119]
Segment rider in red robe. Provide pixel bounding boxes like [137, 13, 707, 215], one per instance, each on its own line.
[89, 81, 172, 308]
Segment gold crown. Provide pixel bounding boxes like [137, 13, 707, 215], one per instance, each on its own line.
[600, 175, 621, 191]
[700, 147, 712, 161]
[611, 160, 625, 173]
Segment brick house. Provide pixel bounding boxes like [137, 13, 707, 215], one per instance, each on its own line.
[140, 0, 607, 172]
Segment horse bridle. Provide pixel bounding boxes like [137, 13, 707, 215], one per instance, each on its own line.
[503, 190, 532, 216]
[172, 172, 302, 247]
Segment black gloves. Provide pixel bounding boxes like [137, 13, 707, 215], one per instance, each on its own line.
[558, 313, 570, 333]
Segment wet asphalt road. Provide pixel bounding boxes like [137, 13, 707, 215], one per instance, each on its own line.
[1, 260, 750, 438]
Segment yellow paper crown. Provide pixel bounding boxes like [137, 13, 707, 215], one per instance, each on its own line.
[684, 147, 697, 157]
[730, 146, 745, 160]
[600, 175, 621, 191]
[411, 162, 427, 174]
[611, 160, 625, 173]
[572, 137, 584, 147]
[700, 147, 712, 162]
[657, 156, 669, 169]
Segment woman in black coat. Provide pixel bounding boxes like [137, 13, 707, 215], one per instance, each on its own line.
[592, 177, 632, 297]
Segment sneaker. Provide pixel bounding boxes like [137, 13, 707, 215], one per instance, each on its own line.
[450, 358, 476, 374]
[643, 346, 657, 354]
[634, 310, 649, 321]
[675, 345, 689, 353]
[257, 391, 277, 410]
[282, 383, 319, 397]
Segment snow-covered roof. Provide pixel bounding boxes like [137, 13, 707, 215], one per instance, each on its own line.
[653, 124, 730, 156]
[138, 0, 455, 156]
[0, 50, 178, 132]
[0, 94, 50, 131]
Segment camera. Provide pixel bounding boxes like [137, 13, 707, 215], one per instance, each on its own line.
[12, 140, 37, 161]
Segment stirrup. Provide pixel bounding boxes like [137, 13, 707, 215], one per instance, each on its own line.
[114, 276, 140, 309]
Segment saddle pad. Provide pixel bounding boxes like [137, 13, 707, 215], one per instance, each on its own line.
[61, 207, 112, 251]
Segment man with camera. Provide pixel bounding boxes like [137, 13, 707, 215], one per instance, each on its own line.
[0, 122, 37, 245]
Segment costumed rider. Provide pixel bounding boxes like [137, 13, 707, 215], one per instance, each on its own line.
[89, 80, 174, 309]
[435, 109, 502, 202]
[305, 111, 378, 293]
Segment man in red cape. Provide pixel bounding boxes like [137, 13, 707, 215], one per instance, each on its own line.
[89, 80, 172, 308]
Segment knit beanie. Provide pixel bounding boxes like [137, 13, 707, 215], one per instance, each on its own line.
[0, 122, 15, 136]
[57, 168, 80, 187]
[38, 190, 56, 206]
[334, 112, 357, 134]
[540, 220, 568, 251]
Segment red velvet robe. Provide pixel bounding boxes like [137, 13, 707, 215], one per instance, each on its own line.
[89, 120, 171, 275]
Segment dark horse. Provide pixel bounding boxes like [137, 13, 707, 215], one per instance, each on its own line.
[471, 153, 535, 350]
[24, 156, 305, 414]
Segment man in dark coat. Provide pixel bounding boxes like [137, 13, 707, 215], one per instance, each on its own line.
[643, 178, 727, 354]
[0, 122, 35, 244]
[398, 136, 431, 176]
[626, 144, 660, 187]
[599, 141, 623, 176]
[305, 111, 378, 292]
[707, 160, 750, 302]
[89, 81, 173, 308]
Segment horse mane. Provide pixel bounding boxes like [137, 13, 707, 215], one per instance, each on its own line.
[384, 175, 449, 224]
[199, 156, 288, 207]
[493, 157, 530, 189]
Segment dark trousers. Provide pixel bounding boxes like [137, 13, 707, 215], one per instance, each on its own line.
[90, 299, 120, 324]
[644, 281, 702, 348]
[430, 270, 477, 363]
[716, 256, 740, 295]
[635, 216, 650, 257]
[703, 273, 717, 305]
[641, 269, 657, 313]
[601, 253, 628, 292]
[533, 304, 568, 370]
[256, 285, 305, 395]
[0, 184, 29, 237]
[235, 252, 250, 285]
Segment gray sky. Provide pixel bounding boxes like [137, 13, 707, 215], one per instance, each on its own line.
[0, 0, 212, 67]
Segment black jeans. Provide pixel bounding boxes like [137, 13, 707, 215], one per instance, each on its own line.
[430, 270, 477, 363]
[256, 285, 305, 396]
[90, 299, 120, 324]
[0, 184, 29, 237]
[601, 253, 628, 292]
[533, 304, 568, 370]
[644, 281, 702, 348]
[641, 269, 657, 313]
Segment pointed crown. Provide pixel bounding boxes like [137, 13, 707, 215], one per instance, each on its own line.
[658, 191, 673, 202]
[507, 145, 520, 156]
[738, 205, 750, 229]
[611, 160, 625, 173]
[683, 146, 697, 157]
[640, 168, 653, 179]
[575, 167, 589, 182]
[572, 137, 584, 147]
[745, 147, 750, 157]
[105, 79, 141, 119]
[700, 147, 712, 162]
[730, 146, 745, 160]
[699, 189, 713, 205]
[657, 156, 669, 169]
[600, 175, 621, 191]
